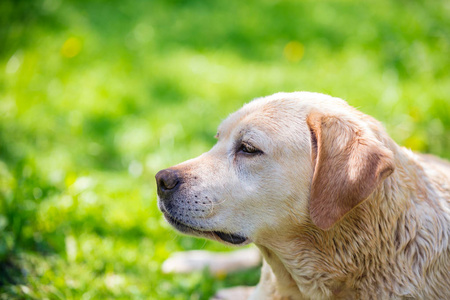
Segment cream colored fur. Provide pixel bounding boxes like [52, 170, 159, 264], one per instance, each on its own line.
[157, 92, 450, 299]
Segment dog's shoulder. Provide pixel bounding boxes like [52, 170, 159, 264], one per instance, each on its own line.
[418, 153, 450, 178]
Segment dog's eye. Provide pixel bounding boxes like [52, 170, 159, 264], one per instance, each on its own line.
[238, 142, 262, 155]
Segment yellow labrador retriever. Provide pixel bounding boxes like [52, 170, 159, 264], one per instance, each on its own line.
[156, 92, 450, 299]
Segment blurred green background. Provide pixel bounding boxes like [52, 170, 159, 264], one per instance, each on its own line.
[0, 0, 449, 299]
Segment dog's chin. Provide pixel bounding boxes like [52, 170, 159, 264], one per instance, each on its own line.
[163, 212, 249, 246]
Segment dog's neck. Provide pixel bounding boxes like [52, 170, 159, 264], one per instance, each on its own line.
[255, 144, 448, 299]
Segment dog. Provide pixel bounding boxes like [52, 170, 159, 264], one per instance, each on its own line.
[156, 92, 450, 299]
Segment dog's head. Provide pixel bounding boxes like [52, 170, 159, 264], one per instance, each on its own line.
[156, 92, 394, 245]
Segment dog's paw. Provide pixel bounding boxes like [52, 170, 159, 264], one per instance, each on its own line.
[211, 286, 255, 300]
[162, 247, 261, 276]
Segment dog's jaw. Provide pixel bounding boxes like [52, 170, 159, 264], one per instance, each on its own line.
[160, 204, 250, 246]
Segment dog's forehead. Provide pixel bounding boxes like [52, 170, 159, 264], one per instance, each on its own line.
[218, 97, 304, 138]
[217, 100, 279, 140]
[217, 93, 353, 141]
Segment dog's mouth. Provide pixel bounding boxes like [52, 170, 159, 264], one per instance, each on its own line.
[163, 212, 248, 245]
[214, 231, 248, 245]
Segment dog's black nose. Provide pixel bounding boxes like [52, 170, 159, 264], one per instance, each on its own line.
[155, 169, 180, 196]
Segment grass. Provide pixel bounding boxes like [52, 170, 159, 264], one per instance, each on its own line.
[0, 0, 449, 299]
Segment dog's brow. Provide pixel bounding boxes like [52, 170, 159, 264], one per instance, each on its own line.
[240, 129, 265, 146]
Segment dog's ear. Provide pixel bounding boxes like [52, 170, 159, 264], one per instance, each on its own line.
[306, 112, 395, 230]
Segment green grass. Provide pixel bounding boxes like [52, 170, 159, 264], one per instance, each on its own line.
[1, 0, 449, 299]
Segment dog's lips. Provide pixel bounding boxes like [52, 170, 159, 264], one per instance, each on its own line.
[214, 231, 248, 245]
[162, 211, 248, 245]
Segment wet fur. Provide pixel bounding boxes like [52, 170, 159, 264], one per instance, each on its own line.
[158, 92, 450, 299]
